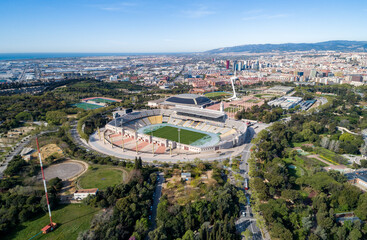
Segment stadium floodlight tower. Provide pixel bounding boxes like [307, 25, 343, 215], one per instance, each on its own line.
[227, 70, 239, 101]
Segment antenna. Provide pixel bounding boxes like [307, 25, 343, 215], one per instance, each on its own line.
[36, 138, 53, 224]
[228, 70, 238, 100]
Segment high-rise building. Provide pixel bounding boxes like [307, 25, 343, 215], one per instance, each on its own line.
[226, 60, 230, 69]
[237, 61, 242, 71]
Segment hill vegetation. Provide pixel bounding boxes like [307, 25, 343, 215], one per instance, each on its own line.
[206, 40, 367, 54]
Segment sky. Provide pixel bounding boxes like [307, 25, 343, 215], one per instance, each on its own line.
[1, 0, 367, 53]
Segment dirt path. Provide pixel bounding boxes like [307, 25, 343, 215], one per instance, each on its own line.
[307, 154, 333, 166]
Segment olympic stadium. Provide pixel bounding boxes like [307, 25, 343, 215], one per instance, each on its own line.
[90, 94, 250, 160]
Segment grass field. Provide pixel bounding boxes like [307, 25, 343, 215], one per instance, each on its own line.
[73, 102, 102, 110]
[79, 166, 125, 190]
[204, 92, 230, 98]
[5, 204, 99, 240]
[146, 126, 207, 145]
[92, 98, 117, 103]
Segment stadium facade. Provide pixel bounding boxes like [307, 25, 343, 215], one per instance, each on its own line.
[102, 94, 249, 155]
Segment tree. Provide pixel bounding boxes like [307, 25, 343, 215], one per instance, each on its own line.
[301, 216, 313, 231]
[41, 193, 58, 212]
[182, 230, 195, 240]
[349, 228, 362, 240]
[320, 137, 330, 149]
[134, 218, 149, 237]
[360, 159, 367, 168]
[242, 229, 253, 240]
[46, 110, 67, 125]
[314, 226, 327, 240]
[360, 143, 367, 157]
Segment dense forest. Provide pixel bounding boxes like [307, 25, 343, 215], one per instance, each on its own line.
[150, 183, 241, 240]
[236, 103, 284, 123]
[250, 121, 367, 239]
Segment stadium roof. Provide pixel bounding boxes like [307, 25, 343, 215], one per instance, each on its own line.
[164, 94, 211, 107]
[173, 106, 226, 119]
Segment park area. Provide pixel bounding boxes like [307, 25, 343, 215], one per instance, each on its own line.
[146, 126, 207, 145]
[73, 102, 102, 110]
[78, 165, 126, 190]
[4, 204, 99, 240]
[162, 169, 219, 205]
[204, 91, 230, 98]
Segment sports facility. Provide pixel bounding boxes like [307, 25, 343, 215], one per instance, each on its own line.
[75, 96, 122, 110]
[74, 102, 103, 110]
[145, 125, 207, 145]
[92, 94, 249, 158]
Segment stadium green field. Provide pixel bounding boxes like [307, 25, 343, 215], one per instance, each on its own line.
[146, 126, 207, 145]
[92, 98, 117, 103]
[73, 102, 102, 110]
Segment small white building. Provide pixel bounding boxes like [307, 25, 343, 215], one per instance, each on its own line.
[74, 188, 98, 200]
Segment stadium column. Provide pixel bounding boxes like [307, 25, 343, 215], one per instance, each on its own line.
[136, 140, 138, 155]
[103, 130, 106, 145]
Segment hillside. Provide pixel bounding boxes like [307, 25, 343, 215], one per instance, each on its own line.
[206, 40, 367, 54]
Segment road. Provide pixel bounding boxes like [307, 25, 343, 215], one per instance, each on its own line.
[235, 123, 270, 240]
[148, 172, 164, 238]
[0, 129, 57, 179]
[70, 122, 95, 152]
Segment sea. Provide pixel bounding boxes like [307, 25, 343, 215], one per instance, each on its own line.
[0, 52, 188, 61]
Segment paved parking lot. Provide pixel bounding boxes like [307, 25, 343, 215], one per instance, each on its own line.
[39, 161, 85, 181]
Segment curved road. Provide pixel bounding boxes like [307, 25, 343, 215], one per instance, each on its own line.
[149, 172, 164, 233]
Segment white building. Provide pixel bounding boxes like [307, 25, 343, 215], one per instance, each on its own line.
[74, 188, 98, 200]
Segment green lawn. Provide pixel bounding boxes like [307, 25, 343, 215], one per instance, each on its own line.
[92, 98, 117, 103]
[204, 92, 230, 98]
[73, 102, 102, 110]
[146, 126, 207, 145]
[5, 204, 99, 240]
[79, 166, 125, 190]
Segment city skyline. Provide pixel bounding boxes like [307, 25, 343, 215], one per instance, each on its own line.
[1, 0, 367, 53]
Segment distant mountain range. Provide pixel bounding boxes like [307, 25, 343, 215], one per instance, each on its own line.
[205, 40, 367, 54]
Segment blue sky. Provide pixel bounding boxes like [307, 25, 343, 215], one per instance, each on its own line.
[1, 0, 367, 53]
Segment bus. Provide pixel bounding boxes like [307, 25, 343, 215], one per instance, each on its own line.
[244, 178, 249, 190]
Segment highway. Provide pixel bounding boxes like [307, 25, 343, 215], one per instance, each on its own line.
[148, 172, 164, 233]
[235, 123, 270, 240]
[0, 129, 57, 179]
